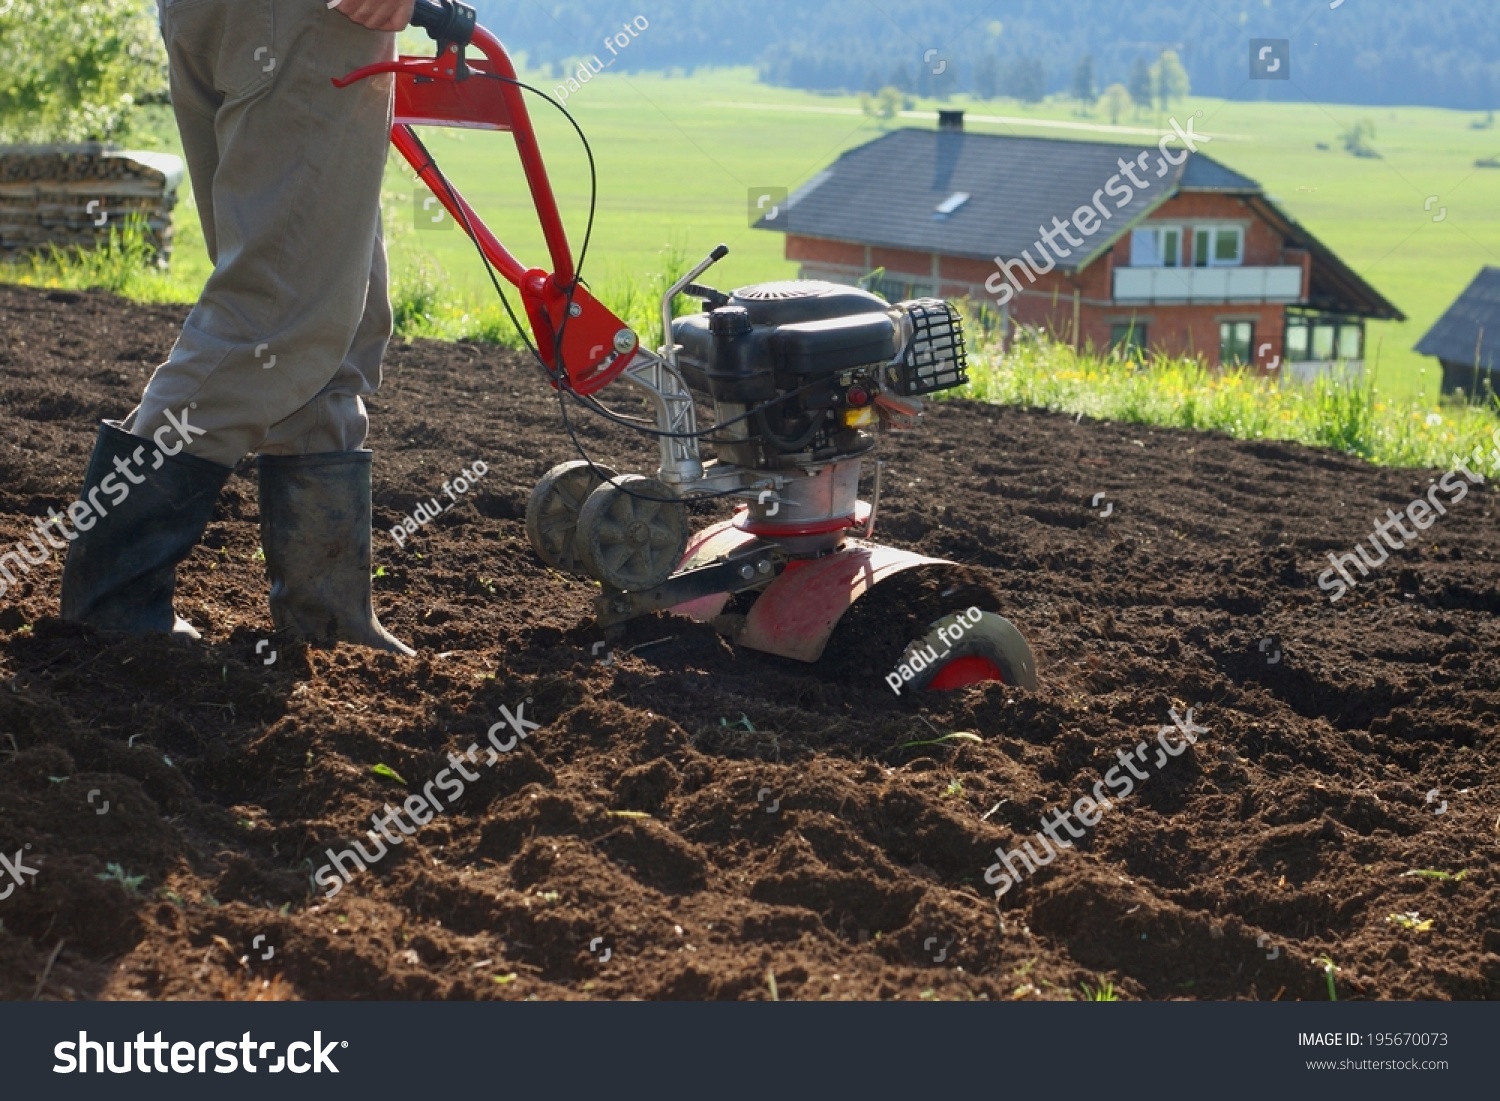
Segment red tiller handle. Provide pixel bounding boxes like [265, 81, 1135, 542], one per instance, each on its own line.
[335, 19, 638, 396]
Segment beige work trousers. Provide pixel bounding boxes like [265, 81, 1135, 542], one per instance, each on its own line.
[122, 0, 397, 467]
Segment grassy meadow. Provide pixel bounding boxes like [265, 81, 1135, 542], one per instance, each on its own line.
[6, 64, 1500, 465]
[371, 67, 1500, 401]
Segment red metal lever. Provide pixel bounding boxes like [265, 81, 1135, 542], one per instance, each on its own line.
[335, 27, 638, 397]
[331, 51, 464, 89]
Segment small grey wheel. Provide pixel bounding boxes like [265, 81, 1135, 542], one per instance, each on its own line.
[527, 460, 617, 575]
[576, 475, 689, 592]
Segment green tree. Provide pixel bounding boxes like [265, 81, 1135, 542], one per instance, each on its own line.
[0, 0, 167, 143]
[1100, 82, 1131, 126]
[1153, 49, 1190, 112]
[917, 57, 959, 102]
[861, 85, 904, 125]
[1342, 117, 1380, 157]
[973, 54, 999, 100]
[1003, 56, 1046, 103]
[1071, 55, 1095, 112]
[1128, 57, 1154, 117]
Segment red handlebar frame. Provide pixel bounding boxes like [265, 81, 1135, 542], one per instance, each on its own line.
[335, 29, 639, 396]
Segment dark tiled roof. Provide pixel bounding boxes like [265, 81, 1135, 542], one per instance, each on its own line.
[1179, 155, 1261, 192]
[758, 129, 1260, 268]
[1415, 267, 1500, 369]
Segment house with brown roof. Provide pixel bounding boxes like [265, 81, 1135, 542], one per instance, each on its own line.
[756, 111, 1404, 379]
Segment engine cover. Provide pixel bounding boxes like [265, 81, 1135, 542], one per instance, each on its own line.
[672, 280, 898, 401]
[725, 280, 891, 325]
[669, 279, 968, 469]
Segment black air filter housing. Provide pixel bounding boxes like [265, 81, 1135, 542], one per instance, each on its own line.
[886, 299, 969, 396]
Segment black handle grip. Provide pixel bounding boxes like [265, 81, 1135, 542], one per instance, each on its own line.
[684, 283, 731, 308]
[410, 0, 477, 45]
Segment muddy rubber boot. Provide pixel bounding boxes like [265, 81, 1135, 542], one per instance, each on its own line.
[258, 451, 415, 657]
[60, 421, 232, 639]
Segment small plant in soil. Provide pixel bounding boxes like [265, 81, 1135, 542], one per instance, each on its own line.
[898, 718, 983, 751]
[372, 763, 408, 786]
[1401, 869, 1468, 882]
[1386, 912, 1434, 934]
[1314, 955, 1340, 1001]
[96, 863, 147, 897]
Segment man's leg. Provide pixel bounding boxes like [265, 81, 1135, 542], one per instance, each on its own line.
[66, 0, 399, 639]
[122, 0, 396, 466]
[258, 217, 391, 456]
[159, 0, 223, 267]
[59, 0, 245, 637]
[256, 217, 413, 656]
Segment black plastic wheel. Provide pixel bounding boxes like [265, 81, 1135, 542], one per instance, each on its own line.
[575, 475, 689, 592]
[526, 460, 618, 575]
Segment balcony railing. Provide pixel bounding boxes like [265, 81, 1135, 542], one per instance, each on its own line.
[1113, 266, 1304, 304]
[1284, 359, 1364, 384]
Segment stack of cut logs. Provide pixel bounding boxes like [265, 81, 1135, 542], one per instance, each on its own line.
[0, 143, 185, 262]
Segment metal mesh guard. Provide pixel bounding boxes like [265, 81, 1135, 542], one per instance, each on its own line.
[893, 299, 969, 396]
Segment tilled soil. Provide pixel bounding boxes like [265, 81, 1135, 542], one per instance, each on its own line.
[0, 281, 1496, 1002]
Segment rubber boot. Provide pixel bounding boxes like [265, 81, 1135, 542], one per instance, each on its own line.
[60, 421, 232, 639]
[257, 451, 415, 656]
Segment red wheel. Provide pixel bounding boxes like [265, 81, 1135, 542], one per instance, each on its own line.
[897, 610, 1037, 693]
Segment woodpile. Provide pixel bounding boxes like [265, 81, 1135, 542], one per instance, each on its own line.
[0, 143, 185, 262]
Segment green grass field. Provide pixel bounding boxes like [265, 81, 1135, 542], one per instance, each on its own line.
[14, 66, 1500, 403]
[369, 68, 1500, 401]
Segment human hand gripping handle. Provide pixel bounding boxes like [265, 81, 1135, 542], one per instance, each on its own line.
[327, 0, 417, 33]
[330, 0, 477, 41]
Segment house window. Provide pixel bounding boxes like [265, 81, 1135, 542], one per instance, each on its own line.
[1192, 226, 1244, 267]
[1337, 324, 1363, 361]
[1286, 321, 1310, 361]
[933, 192, 971, 220]
[1284, 314, 1364, 363]
[1110, 321, 1148, 353]
[1220, 321, 1254, 365]
[870, 276, 934, 302]
[1311, 323, 1336, 360]
[1130, 226, 1182, 268]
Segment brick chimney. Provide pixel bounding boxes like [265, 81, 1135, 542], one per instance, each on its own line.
[938, 109, 965, 132]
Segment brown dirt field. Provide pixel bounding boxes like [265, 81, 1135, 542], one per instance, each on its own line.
[0, 280, 1496, 1002]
